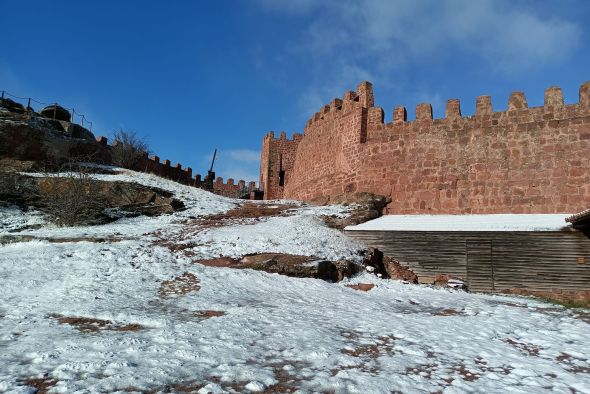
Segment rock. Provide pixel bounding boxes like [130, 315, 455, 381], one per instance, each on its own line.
[1, 172, 185, 225]
[433, 274, 467, 290]
[382, 256, 418, 284]
[330, 192, 391, 210]
[346, 283, 375, 292]
[238, 253, 361, 282]
[321, 192, 392, 229]
[59, 122, 95, 141]
[309, 195, 330, 206]
[0, 98, 25, 113]
[0, 113, 110, 164]
[360, 247, 418, 283]
[363, 247, 384, 267]
[333, 259, 363, 282]
[39, 105, 71, 122]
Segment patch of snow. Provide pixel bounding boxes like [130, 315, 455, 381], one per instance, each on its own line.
[185, 215, 364, 262]
[0, 204, 46, 234]
[346, 214, 574, 232]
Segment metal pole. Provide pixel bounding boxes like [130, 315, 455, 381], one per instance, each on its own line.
[1, 91, 4, 100]
[53, 103, 57, 119]
[71, 108, 75, 124]
[27, 98, 31, 109]
[209, 149, 217, 172]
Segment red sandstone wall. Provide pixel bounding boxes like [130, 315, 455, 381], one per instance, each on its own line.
[260, 131, 302, 200]
[272, 81, 590, 214]
[213, 177, 257, 198]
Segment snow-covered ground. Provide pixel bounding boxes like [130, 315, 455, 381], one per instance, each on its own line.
[1, 169, 589, 393]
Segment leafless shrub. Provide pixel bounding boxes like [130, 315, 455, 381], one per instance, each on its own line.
[36, 157, 108, 226]
[0, 169, 37, 207]
[111, 129, 150, 169]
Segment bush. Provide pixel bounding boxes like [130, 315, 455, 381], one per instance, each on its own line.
[110, 129, 150, 169]
[36, 159, 108, 226]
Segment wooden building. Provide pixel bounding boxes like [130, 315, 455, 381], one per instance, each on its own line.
[345, 214, 590, 293]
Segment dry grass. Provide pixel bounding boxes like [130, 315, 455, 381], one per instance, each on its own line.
[159, 272, 201, 297]
[555, 353, 590, 374]
[21, 376, 58, 394]
[505, 338, 541, 357]
[345, 283, 375, 292]
[186, 202, 297, 229]
[193, 310, 225, 320]
[49, 314, 145, 333]
[431, 308, 466, 316]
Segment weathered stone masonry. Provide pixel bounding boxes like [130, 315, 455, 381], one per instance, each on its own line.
[260, 81, 590, 214]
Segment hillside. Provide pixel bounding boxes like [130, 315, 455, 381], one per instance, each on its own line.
[1, 168, 589, 393]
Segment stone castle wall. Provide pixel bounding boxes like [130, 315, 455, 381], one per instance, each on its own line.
[260, 131, 302, 200]
[96, 139, 258, 199]
[260, 81, 590, 214]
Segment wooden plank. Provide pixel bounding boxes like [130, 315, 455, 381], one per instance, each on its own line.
[345, 230, 590, 292]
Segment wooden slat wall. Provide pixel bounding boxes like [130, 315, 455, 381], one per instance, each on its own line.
[466, 240, 494, 292]
[345, 230, 590, 292]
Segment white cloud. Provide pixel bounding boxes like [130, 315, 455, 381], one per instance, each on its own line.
[259, 0, 582, 114]
[225, 149, 261, 163]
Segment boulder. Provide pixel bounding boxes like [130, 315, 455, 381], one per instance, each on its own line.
[360, 247, 419, 283]
[0, 112, 110, 164]
[0, 98, 25, 114]
[40, 105, 71, 122]
[362, 247, 386, 276]
[382, 256, 419, 284]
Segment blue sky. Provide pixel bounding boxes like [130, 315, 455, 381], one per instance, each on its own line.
[2, 0, 589, 183]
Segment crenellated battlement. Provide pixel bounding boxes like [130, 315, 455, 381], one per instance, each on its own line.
[264, 130, 303, 143]
[304, 81, 375, 131]
[260, 80, 590, 213]
[302, 81, 590, 134]
[90, 140, 259, 198]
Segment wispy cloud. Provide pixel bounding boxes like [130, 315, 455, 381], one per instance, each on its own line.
[259, 0, 582, 115]
[225, 149, 261, 163]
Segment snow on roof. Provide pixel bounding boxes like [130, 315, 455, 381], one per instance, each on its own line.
[345, 214, 574, 232]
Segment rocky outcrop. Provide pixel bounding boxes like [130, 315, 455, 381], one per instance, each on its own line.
[319, 192, 391, 229]
[0, 170, 184, 225]
[39, 104, 71, 122]
[0, 98, 25, 113]
[0, 107, 109, 164]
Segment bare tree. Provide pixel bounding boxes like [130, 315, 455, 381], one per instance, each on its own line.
[110, 129, 150, 169]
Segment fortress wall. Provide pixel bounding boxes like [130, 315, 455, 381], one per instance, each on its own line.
[94, 147, 257, 198]
[267, 81, 590, 214]
[260, 131, 302, 200]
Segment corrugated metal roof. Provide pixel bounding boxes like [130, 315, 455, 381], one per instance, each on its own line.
[565, 208, 590, 224]
[345, 214, 574, 232]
